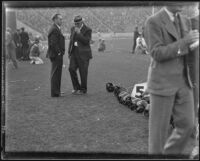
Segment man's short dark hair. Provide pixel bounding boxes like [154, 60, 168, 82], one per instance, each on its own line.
[52, 13, 61, 21]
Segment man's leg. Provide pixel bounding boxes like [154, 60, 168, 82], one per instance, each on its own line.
[132, 39, 136, 53]
[50, 55, 63, 96]
[68, 55, 81, 91]
[149, 93, 175, 154]
[77, 58, 89, 93]
[22, 45, 26, 60]
[164, 86, 195, 154]
[25, 44, 30, 60]
[10, 49, 18, 69]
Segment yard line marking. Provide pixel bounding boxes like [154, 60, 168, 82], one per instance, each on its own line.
[8, 80, 27, 83]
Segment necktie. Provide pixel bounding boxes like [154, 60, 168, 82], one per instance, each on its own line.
[174, 13, 181, 38]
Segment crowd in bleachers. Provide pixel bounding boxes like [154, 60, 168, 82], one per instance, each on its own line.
[16, 6, 197, 40]
[16, 7, 153, 38]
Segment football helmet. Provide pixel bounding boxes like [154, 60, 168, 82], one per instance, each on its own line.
[106, 82, 115, 92]
[136, 100, 148, 113]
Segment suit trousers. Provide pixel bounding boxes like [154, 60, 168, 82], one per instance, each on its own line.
[69, 48, 89, 92]
[16, 45, 22, 59]
[148, 83, 195, 155]
[22, 44, 29, 60]
[50, 55, 63, 96]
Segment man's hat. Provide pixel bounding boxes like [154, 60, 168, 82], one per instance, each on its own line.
[74, 15, 83, 23]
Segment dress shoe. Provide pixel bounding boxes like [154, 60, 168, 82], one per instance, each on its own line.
[60, 92, 65, 96]
[51, 94, 60, 97]
[72, 90, 80, 95]
[51, 92, 65, 97]
[76, 90, 87, 95]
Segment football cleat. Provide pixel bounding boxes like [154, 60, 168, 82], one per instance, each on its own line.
[136, 105, 145, 113]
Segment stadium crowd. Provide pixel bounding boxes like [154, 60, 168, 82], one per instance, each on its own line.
[16, 7, 154, 39]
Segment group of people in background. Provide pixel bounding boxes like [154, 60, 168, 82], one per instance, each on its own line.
[132, 26, 148, 55]
[5, 27, 44, 68]
[12, 27, 30, 61]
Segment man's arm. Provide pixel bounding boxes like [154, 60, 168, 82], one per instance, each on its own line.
[49, 29, 61, 55]
[68, 27, 74, 57]
[75, 29, 92, 45]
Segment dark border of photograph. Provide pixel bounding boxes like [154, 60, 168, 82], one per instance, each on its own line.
[1, 1, 197, 160]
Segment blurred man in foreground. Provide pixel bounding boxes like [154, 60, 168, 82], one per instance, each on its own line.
[6, 27, 18, 69]
[144, 3, 199, 155]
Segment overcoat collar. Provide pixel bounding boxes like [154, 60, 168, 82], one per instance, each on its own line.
[160, 8, 189, 40]
[160, 8, 179, 39]
[53, 23, 62, 34]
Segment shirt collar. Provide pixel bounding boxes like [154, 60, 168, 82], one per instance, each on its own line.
[164, 7, 177, 22]
[55, 23, 61, 30]
[80, 23, 84, 30]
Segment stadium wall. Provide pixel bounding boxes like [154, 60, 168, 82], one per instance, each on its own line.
[5, 9, 16, 31]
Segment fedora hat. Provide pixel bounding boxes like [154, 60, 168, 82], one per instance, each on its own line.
[74, 15, 83, 23]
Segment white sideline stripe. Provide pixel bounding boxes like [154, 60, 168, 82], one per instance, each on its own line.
[8, 80, 27, 83]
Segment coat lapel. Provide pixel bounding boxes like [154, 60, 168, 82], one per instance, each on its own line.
[178, 14, 190, 37]
[54, 23, 63, 35]
[160, 9, 179, 40]
[80, 24, 87, 35]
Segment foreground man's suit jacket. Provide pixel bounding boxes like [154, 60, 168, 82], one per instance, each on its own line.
[144, 8, 194, 96]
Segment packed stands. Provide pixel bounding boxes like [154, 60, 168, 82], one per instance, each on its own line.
[15, 5, 198, 40]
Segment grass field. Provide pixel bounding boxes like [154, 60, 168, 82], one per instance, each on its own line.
[4, 38, 195, 158]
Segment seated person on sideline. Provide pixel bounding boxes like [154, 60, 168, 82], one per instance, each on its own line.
[134, 33, 148, 55]
[29, 37, 44, 64]
[98, 39, 106, 52]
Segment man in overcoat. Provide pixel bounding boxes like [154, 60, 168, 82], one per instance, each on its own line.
[47, 13, 65, 97]
[144, 3, 199, 155]
[68, 15, 92, 95]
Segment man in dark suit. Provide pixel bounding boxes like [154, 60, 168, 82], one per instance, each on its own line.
[144, 3, 199, 155]
[20, 27, 30, 60]
[68, 15, 92, 95]
[47, 13, 65, 97]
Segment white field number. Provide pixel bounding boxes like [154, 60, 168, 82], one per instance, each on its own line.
[131, 82, 147, 98]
